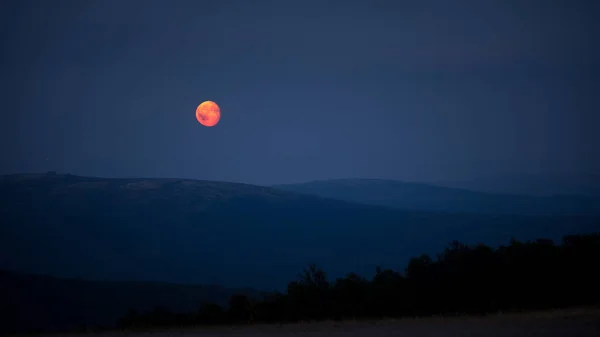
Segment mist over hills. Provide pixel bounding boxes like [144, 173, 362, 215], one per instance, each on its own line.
[1, 173, 599, 291]
[273, 178, 600, 216]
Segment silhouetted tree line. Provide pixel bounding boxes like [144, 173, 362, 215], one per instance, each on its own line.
[118, 233, 600, 328]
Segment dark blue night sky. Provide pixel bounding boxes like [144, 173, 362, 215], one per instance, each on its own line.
[1, 0, 598, 185]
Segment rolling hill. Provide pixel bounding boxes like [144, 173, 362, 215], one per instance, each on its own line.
[1, 173, 599, 291]
[0, 269, 259, 334]
[273, 178, 600, 216]
[435, 173, 600, 196]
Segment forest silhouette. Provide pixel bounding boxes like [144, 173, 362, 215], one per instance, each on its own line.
[118, 232, 600, 328]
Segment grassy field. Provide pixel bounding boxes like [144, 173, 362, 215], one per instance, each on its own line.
[27, 306, 600, 337]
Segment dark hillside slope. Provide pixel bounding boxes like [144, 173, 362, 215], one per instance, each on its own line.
[273, 178, 600, 216]
[1, 173, 598, 290]
[0, 269, 259, 334]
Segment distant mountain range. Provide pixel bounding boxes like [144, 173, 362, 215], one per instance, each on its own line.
[0, 269, 259, 334]
[273, 178, 600, 216]
[434, 173, 600, 197]
[1, 173, 599, 292]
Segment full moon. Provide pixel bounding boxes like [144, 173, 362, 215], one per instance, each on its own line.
[195, 101, 221, 127]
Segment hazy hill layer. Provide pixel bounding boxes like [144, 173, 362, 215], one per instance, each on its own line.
[273, 178, 600, 216]
[435, 173, 600, 196]
[1, 173, 599, 290]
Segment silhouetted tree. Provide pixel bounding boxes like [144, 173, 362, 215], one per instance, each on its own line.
[287, 264, 331, 321]
[117, 309, 139, 328]
[370, 268, 406, 317]
[228, 294, 255, 324]
[198, 303, 226, 325]
[117, 232, 600, 328]
[254, 292, 288, 323]
[332, 272, 369, 319]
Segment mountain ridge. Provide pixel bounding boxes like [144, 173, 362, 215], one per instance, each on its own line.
[272, 178, 600, 216]
[1, 173, 599, 290]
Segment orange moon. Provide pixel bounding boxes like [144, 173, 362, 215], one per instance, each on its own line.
[195, 101, 221, 127]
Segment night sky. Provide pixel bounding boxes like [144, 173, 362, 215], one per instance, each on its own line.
[1, 0, 598, 186]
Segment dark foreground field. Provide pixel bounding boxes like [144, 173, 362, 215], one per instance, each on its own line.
[30, 307, 600, 337]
